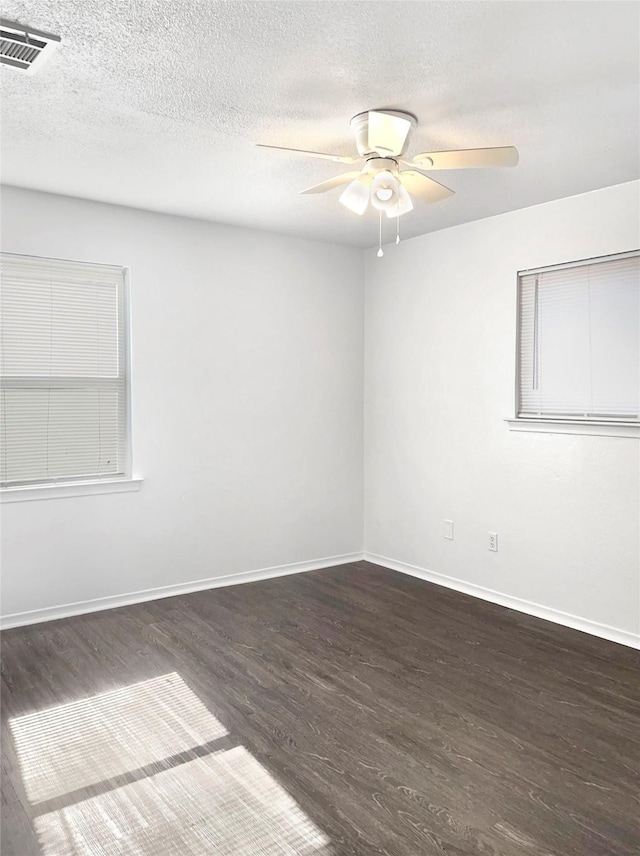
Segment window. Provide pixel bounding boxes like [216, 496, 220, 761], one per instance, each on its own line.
[515, 251, 640, 432]
[1, 253, 131, 490]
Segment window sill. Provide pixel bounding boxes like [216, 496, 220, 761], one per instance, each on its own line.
[506, 418, 639, 438]
[0, 477, 144, 503]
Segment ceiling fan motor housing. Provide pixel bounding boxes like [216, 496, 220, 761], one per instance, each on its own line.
[351, 110, 417, 157]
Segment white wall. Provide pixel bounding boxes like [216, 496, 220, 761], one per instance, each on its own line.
[0, 187, 364, 620]
[3, 181, 639, 644]
[364, 181, 640, 641]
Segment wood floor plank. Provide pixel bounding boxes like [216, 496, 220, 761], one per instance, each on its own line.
[1, 561, 638, 855]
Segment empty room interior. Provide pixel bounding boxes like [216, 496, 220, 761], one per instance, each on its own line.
[1, 2, 639, 854]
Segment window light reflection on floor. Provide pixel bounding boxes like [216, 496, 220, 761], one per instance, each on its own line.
[10, 672, 332, 855]
[10, 673, 228, 804]
[35, 748, 331, 856]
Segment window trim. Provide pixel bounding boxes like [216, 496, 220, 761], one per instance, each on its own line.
[505, 417, 640, 438]
[122, 265, 133, 482]
[512, 249, 640, 436]
[0, 255, 138, 491]
[0, 476, 143, 503]
[517, 249, 640, 278]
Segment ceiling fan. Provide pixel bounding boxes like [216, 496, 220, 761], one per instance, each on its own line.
[257, 110, 518, 253]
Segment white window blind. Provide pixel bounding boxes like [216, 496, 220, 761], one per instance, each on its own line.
[1, 254, 128, 486]
[517, 251, 640, 421]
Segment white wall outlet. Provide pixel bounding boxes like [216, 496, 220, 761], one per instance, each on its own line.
[444, 519, 454, 540]
[488, 532, 498, 552]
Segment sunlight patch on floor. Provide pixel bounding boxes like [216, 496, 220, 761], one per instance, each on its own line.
[10, 672, 227, 804]
[34, 747, 331, 856]
[11, 671, 333, 854]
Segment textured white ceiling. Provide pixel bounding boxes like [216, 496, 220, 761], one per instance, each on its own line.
[1, 1, 639, 247]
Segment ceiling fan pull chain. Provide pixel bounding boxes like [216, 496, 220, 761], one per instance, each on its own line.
[377, 209, 384, 257]
[396, 206, 400, 244]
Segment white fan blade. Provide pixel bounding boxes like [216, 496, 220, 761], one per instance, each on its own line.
[256, 144, 358, 164]
[368, 111, 413, 157]
[408, 146, 519, 170]
[399, 171, 454, 203]
[300, 171, 361, 195]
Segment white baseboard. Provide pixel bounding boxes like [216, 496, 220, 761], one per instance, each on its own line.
[4, 551, 638, 650]
[0, 552, 364, 630]
[364, 552, 640, 650]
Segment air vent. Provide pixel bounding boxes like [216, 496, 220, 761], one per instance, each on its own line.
[0, 19, 60, 74]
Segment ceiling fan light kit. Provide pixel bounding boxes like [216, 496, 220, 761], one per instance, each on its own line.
[338, 176, 371, 216]
[258, 110, 518, 256]
[387, 185, 413, 218]
[370, 171, 400, 211]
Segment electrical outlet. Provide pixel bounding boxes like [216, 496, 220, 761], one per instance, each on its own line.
[444, 519, 454, 540]
[488, 532, 498, 552]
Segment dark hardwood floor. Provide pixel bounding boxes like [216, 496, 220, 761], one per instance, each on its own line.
[1, 560, 639, 855]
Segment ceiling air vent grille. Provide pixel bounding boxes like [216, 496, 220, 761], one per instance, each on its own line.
[0, 19, 61, 74]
